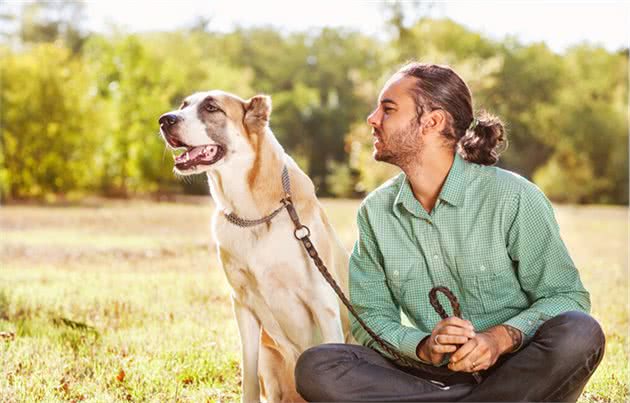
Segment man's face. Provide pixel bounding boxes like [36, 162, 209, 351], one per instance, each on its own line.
[366, 75, 423, 166]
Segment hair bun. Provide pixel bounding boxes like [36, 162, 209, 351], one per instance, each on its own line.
[457, 111, 507, 165]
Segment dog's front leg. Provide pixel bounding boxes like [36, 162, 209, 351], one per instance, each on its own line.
[233, 296, 261, 403]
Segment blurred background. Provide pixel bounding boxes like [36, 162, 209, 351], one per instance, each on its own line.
[0, 0, 628, 204]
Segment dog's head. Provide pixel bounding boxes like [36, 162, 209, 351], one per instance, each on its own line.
[158, 90, 271, 175]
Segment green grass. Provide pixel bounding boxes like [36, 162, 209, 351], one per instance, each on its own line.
[0, 199, 628, 402]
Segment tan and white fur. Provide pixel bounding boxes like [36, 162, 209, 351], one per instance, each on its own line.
[159, 91, 354, 402]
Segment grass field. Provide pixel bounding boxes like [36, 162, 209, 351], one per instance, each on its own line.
[0, 198, 628, 402]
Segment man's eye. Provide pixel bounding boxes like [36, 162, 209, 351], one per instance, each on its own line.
[383, 107, 394, 113]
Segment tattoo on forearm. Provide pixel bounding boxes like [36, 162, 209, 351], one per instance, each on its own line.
[504, 325, 523, 352]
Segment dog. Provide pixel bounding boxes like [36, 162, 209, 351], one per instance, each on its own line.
[159, 91, 354, 402]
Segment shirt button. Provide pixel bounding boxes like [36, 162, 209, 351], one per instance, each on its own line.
[433, 254, 439, 260]
[393, 270, 399, 276]
[528, 320, 533, 325]
[480, 265, 486, 271]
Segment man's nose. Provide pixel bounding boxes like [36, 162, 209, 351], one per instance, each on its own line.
[159, 113, 180, 127]
[366, 109, 379, 128]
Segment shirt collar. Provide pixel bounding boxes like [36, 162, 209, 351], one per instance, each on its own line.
[393, 153, 468, 217]
[393, 172, 418, 217]
[438, 153, 467, 207]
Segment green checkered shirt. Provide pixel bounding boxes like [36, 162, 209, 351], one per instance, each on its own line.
[349, 153, 591, 367]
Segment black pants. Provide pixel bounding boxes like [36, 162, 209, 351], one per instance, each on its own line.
[295, 311, 605, 402]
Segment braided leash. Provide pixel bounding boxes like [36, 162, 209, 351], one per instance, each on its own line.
[429, 286, 483, 383]
[283, 198, 424, 369]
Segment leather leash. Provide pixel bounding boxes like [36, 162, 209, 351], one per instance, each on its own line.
[430, 287, 483, 383]
[222, 163, 483, 384]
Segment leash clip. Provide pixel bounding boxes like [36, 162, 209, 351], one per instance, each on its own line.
[294, 225, 311, 240]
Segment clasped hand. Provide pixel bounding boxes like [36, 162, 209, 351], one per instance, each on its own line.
[417, 317, 502, 372]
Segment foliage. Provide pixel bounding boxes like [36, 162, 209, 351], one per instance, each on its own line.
[0, 44, 100, 200]
[532, 46, 629, 204]
[0, 2, 627, 204]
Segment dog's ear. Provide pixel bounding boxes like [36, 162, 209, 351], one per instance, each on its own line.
[244, 95, 272, 133]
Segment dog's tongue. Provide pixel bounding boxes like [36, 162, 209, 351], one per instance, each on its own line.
[175, 145, 219, 164]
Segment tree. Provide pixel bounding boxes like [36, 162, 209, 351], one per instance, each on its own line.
[533, 46, 628, 203]
[18, 0, 89, 53]
[0, 44, 99, 200]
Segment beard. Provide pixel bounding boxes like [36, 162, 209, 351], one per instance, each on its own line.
[374, 118, 423, 168]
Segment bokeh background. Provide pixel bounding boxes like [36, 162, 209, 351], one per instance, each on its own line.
[0, 1, 628, 402]
[0, 1, 628, 203]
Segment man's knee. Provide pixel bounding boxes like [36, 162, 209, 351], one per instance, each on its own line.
[544, 311, 605, 364]
[295, 343, 350, 401]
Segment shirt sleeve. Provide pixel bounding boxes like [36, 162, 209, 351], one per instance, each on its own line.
[349, 204, 437, 365]
[502, 183, 591, 351]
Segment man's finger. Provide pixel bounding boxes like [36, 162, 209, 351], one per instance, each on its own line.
[449, 338, 477, 363]
[438, 317, 475, 330]
[452, 349, 491, 373]
[448, 348, 481, 372]
[449, 353, 482, 373]
[469, 351, 491, 371]
[439, 325, 476, 339]
[434, 334, 470, 345]
[431, 343, 457, 354]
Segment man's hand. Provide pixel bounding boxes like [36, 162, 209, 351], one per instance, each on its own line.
[416, 317, 476, 366]
[447, 332, 501, 372]
[447, 325, 523, 372]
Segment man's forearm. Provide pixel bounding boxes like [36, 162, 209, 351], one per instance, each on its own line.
[484, 324, 523, 355]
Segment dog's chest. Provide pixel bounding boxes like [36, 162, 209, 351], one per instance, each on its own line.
[214, 217, 306, 286]
[211, 209, 345, 350]
[216, 221, 318, 343]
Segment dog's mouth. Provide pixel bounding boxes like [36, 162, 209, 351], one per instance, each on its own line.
[173, 144, 225, 170]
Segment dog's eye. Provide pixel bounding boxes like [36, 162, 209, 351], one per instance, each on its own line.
[205, 104, 219, 113]
[179, 101, 188, 110]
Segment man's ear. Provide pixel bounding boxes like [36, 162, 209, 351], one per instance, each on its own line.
[244, 95, 272, 133]
[422, 109, 447, 134]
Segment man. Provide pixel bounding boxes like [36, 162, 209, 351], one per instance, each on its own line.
[294, 62, 605, 402]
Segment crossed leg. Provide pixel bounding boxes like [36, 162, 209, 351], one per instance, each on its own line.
[295, 311, 605, 402]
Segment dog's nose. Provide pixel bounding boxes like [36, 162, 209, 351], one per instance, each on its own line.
[159, 113, 180, 127]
